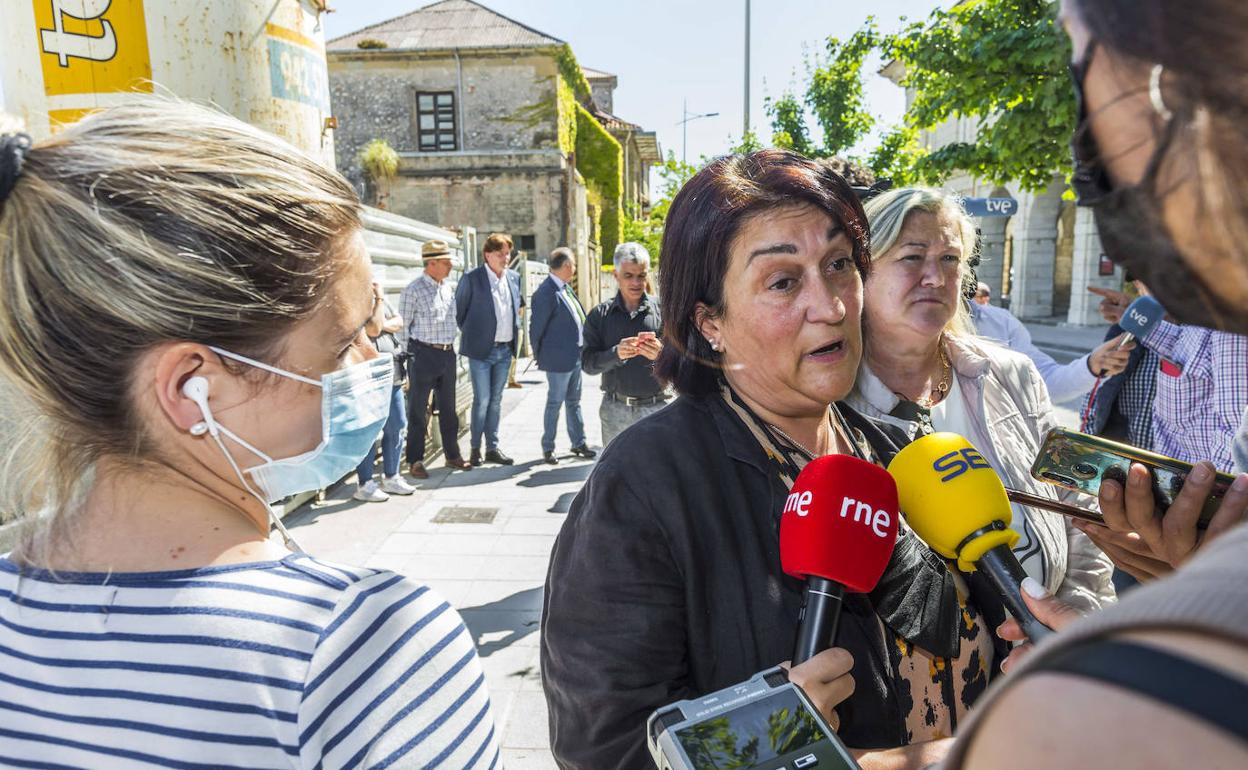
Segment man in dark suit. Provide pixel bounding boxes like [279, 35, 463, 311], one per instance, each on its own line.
[455, 232, 524, 465]
[530, 248, 596, 464]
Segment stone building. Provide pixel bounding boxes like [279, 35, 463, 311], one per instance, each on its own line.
[327, 0, 659, 305]
[584, 67, 662, 217]
[880, 60, 1120, 326]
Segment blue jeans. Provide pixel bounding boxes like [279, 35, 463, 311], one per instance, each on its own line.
[543, 368, 585, 453]
[357, 384, 407, 482]
[468, 343, 511, 451]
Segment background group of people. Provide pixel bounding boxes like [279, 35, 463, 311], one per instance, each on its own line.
[354, 232, 669, 502]
[2, 0, 1247, 768]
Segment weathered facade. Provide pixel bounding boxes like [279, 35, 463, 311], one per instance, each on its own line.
[585, 67, 662, 217]
[328, 0, 659, 307]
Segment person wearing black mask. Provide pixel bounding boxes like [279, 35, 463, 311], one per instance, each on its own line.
[942, 3, 1248, 767]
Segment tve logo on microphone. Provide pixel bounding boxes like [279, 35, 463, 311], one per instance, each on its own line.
[1125, 304, 1154, 328]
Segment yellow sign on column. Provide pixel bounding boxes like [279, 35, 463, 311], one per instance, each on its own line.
[33, 0, 153, 125]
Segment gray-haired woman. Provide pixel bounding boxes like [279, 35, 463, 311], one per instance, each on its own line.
[847, 187, 1115, 613]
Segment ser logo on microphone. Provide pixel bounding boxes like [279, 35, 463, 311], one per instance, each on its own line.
[933, 448, 991, 482]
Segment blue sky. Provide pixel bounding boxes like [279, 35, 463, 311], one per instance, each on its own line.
[324, 0, 945, 165]
[0, 1, 945, 165]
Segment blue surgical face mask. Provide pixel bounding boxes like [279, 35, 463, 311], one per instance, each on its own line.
[202, 346, 394, 506]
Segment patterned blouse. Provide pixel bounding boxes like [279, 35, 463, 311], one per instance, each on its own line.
[721, 384, 994, 740]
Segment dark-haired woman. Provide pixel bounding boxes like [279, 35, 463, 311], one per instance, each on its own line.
[541, 150, 1010, 770]
[941, 1, 1248, 767]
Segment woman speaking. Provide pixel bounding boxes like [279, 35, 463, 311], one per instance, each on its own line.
[542, 150, 1008, 770]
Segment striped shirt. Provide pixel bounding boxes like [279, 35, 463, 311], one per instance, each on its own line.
[399, 274, 457, 350]
[0, 553, 500, 769]
[1144, 320, 1248, 472]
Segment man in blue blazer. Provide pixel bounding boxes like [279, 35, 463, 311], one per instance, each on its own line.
[455, 233, 525, 465]
[530, 247, 596, 464]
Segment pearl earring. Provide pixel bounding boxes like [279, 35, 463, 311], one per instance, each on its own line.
[190, 422, 209, 436]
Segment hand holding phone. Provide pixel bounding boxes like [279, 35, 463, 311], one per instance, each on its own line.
[618, 336, 641, 361]
[1031, 428, 1248, 578]
[1093, 460, 1248, 576]
[1031, 428, 1235, 528]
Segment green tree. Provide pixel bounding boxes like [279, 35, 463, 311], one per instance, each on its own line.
[766, 91, 814, 156]
[807, 21, 881, 156]
[728, 130, 765, 155]
[884, 0, 1074, 191]
[867, 124, 925, 185]
[766, 21, 880, 159]
[619, 154, 698, 266]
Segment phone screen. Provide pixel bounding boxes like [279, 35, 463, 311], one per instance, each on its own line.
[674, 689, 856, 770]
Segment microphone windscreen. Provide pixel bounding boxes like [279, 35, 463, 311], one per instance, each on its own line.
[779, 454, 899, 593]
[886, 433, 1017, 572]
[1119, 295, 1165, 339]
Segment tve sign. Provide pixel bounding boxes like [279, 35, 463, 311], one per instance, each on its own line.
[962, 197, 1019, 218]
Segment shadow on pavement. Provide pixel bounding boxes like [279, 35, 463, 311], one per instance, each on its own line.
[432, 459, 544, 487]
[459, 586, 544, 657]
[548, 492, 577, 513]
[519, 463, 593, 488]
[284, 483, 372, 529]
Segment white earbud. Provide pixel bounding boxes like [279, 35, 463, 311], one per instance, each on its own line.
[182, 376, 216, 437]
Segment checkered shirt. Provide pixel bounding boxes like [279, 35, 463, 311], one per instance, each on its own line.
[398, 273, 457, 350]
[1145, 320, 1248, 472]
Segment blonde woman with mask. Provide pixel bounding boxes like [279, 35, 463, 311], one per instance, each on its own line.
[0, 101, 499, 768]
[847, 187, 1114, 614]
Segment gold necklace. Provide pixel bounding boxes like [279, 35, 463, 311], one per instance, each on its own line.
[914, 344, 952, 409]
[766, 409, 851, 460]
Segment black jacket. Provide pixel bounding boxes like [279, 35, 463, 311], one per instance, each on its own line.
[540, 394, 1009, 769]
[580, 292, 664, 398]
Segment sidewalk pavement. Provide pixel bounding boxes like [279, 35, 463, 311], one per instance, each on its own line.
[1020, 316, 1115, 428]
[285, 360, 595, 769]
[283, 334, 1090, 765]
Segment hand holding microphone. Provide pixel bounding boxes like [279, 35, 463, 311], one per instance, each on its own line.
[887, 433, 1055, 643]
[1100, 295, 1164, 372]
[996, 579, 1083, 673]
[1082, 295, 1164, 430]
[779, 454, 900, 728]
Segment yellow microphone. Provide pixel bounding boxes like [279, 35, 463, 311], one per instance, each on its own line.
[887, 432, 1053, 642]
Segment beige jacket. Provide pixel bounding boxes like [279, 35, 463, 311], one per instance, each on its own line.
[847, 334, 1116, 613]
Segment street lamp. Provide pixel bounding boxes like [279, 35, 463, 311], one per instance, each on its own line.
[677, 99, 720, 165]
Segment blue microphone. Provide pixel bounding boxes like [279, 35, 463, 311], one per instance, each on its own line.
[1116, 295, 1165, 353]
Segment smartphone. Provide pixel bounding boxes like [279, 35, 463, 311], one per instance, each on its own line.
[638, 331, 657, 341]
[1031, 427, 1235, 529]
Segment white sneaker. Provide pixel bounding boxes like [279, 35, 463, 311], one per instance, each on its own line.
[353, 480, 390, 503]
[381, 475, 416, 496]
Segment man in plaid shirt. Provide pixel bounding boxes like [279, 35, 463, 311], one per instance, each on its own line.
[1096, 286, 1248, 471]
[399, 240, 473, 478]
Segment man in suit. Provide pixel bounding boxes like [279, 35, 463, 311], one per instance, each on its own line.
[456, 232, 524, 465]
[530, 248, 596, 464]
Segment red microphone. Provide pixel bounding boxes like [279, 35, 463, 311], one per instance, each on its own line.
[781, 454, 900, 666]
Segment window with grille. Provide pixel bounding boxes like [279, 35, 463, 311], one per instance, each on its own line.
[415, 91, 457, 151]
